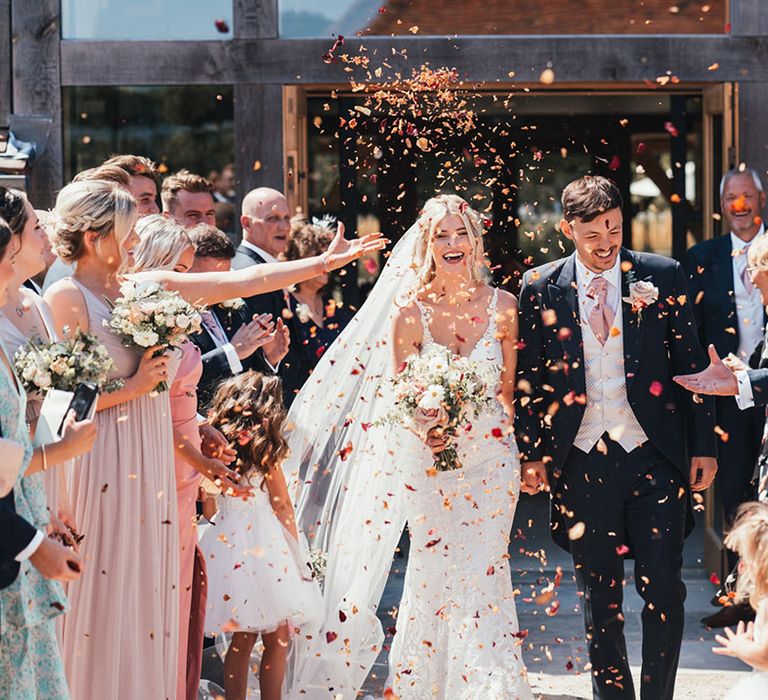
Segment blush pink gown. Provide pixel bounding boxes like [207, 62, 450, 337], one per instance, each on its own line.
[169, 340, 206, 700]
[59, 279, 179, 700]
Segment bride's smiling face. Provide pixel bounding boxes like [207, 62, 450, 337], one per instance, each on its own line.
[431, 214, 473, 276]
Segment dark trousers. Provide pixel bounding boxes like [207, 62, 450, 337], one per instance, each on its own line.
[715, 397, 762, 569]
[555, 438, 687, 700]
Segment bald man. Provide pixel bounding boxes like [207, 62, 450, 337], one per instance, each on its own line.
[232, 187, 308, 405]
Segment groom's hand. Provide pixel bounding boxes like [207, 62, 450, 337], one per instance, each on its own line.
[689, 456, 718, 492]
[521, 461, 549, 495]
[673, 344, 739, 396]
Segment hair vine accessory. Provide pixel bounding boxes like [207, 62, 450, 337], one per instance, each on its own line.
[311, 214, 337, 233]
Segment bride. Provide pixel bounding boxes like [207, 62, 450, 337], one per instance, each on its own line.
[284, 194, 533, 699]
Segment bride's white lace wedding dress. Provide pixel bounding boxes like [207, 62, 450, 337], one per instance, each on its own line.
[388, 289, 533, 699]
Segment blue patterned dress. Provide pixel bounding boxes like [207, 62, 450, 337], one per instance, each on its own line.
[0, 338, 69, 700]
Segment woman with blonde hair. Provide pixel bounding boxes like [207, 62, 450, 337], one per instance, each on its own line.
[283, 194, 531, 698]
[43, 178, 384, 700]
[132, 214, 257, 700]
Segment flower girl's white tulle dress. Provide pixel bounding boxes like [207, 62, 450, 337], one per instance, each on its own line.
[200, 481, 322, 636]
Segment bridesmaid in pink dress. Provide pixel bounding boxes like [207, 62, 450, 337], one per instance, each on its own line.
[131, 220, 249, 700]
[45, 184, 383, 698]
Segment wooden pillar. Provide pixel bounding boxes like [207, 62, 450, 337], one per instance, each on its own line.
[233, 0, 283, 242]
[11, 0, 62, 207]
[730, 0, 768, 36]
[731, 0, 768, 183]
[0, 0, 11, 126]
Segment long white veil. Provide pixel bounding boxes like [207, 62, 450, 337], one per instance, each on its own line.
[283, 223, 423, 699]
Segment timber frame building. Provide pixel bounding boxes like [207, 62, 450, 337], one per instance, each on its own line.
[2, 0, 768, 573]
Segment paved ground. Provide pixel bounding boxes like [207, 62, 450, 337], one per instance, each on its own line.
[202, 493, 751, 698]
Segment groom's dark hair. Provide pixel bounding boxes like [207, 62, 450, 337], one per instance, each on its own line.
[562, 175, 623, 223]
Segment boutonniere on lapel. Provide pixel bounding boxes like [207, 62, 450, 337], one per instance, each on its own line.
[218, 297, 245, 322]
[622, 271, 659, 322]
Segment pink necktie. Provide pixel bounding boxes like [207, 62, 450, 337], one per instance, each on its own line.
[201, 310, 227, 345]
[587, 276, 615, 345]
[740, 243, 755, 294]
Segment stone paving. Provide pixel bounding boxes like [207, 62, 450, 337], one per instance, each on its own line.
[202, 493, 752, 699]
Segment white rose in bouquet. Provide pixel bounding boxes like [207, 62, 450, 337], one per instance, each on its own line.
[107, 279, 204, 391]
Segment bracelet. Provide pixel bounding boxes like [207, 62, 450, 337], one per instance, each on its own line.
[41, 444, 48, 472]
[319, 252, 332, 274]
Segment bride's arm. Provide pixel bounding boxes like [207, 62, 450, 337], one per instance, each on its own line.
[391, 302, 423, 374]
[132, 225, 386, 307]
[496, 291, 519, 422]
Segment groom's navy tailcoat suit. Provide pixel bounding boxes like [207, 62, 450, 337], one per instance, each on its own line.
[515, 248, 717, 700]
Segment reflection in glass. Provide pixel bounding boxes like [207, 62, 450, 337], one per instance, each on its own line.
[62, 0, 233, 40]
[280, 0, 725, 37]
[63, 86, 234, 183]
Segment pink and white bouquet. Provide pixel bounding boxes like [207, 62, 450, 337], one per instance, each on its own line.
[107, 279, 204, 391]
[379, 347, 496, 472]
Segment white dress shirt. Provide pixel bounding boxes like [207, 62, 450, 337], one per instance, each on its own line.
[575, 255, 622, 322]
[202, 311, 243, 375]
[15, 530, 44, 561]
[732, 226, 765, 361]
[239, 240, 278, 264]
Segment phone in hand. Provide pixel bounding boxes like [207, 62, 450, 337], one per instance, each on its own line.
[57, 382, 99, 437]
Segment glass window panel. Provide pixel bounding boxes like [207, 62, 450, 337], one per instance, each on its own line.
[63, 86, 233, 183]
[280, 0, 725, 37]
[62, 0, 233, 40]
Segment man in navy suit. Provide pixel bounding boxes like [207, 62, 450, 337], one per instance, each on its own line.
[516, 175, 717, 700]
[187, 224, 289, 409]
[233, 187, 309, 406]
[684, 168, 766, 624]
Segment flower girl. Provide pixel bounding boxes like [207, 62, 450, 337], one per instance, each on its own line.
[714, 502, 768, 698]
[200, 371, 321, 700]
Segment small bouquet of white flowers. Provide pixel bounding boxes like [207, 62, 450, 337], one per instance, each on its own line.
[107, 279, 204, 391]
[307, 547, 327, 585]
[14, 330, 122, 395]
[378, 347, 497, 472]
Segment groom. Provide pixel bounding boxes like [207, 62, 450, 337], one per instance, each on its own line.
[516, 175, 718, 700]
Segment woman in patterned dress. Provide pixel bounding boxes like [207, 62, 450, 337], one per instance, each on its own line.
[0, 215, 97, 700]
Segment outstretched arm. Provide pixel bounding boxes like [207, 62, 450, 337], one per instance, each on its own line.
[133, 224, 386, 307]
[667, 262, 718, 459]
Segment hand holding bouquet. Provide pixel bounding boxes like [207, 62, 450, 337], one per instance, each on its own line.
[379, 347, 496, 472]
[107, 279, 204, 391]
[14, 329, 121, 394]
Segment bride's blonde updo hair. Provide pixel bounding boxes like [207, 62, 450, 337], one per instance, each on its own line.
[52, 179, 137, 264]
[132, 214, 194, 272]
[411, 193, 489, 289]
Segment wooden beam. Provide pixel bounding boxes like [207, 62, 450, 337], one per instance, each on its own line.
[234, 0, 278, 39]
[12, 0, 62, 207]
[61, 35, 768, 87]
[736, 82, 768, 185]
[730, 0, 768, 37]
[0, 0, 10, 125]
[233, 84, 284, 244]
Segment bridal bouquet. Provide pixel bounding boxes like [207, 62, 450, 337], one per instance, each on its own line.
[14, 330, 121, 394]
[107, 279, 204, 391]
[379, 347, 496, 472]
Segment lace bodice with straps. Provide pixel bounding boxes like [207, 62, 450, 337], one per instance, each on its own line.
[413, 286, 503, 399]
